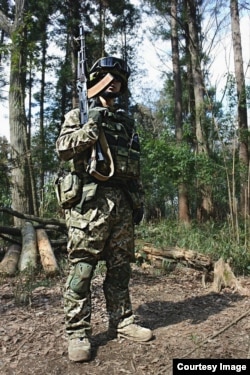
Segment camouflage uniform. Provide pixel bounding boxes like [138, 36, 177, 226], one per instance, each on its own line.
[56, 104, 142, 340]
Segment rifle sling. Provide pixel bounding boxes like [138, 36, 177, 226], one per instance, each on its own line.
[87, 73, 114, 99]
[87, 127, 115, 181]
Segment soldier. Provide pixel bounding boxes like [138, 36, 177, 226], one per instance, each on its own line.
[56, 56, 153, 362]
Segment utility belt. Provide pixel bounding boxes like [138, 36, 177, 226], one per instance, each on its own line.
[54, 171, 142, 210]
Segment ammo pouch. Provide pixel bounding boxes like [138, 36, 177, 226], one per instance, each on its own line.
[75, 182, 98, 213]
[114, 146, 140, 178]
[54, 172, 82, 209]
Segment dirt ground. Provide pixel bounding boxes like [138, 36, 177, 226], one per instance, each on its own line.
[1, 263, 250, 375]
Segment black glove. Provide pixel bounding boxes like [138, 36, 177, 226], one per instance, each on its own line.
[133, 204, 144, 225]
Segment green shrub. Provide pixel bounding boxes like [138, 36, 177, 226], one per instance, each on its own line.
[135, 219, 250, 275]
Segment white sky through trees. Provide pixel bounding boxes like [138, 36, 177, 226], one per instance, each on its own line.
[0, 3, 250, 139]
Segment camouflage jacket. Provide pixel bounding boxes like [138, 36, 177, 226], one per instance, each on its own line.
[56, 106, 140, 184]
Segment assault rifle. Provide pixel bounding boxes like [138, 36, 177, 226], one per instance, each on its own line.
[77, 24, 114, 181]
[77, 24, 88, 125]
[77, 24, 104, 161]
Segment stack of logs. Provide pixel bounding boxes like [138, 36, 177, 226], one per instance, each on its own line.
[0, 221, 59, 276]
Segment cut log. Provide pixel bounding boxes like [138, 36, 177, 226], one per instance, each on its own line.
[141, 244, 213, 270]
[0, 244, 21, 276]
[18, 222, 37, 272]
[140, 244, 248, 294]
[36, 229, 59, 275]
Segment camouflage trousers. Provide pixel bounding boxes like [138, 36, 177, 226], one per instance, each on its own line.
[64, 185, 135, 339]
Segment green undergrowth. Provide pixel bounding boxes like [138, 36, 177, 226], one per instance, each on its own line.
[135, 220, 250, 275]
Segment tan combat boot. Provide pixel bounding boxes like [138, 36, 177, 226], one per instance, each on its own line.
[68, 337, 91, 362]
[117, 323, 153, 342]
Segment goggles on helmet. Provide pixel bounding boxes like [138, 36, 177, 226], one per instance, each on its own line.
[90, 56, 130, 79]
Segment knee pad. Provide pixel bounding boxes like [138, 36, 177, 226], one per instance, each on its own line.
[69, 262, 93, 295]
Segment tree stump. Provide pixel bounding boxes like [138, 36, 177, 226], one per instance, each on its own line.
[211, 257, 249, 295]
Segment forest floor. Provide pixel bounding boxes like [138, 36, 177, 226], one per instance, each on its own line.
[1, 259, 250, 375]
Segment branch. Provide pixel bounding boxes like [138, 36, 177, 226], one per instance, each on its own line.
[0, 207, 66, 228]
[0, 226, 21, 237]
[0, 10, 12, 35]
[165, 308, 250, 371]
[182, 308, 250, 359]
[0, 233, 21, 246]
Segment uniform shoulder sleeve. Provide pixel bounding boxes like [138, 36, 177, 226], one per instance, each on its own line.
[56, 108, 100, 161]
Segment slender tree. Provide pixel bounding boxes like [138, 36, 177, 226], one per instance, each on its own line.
[185, 0, 215, 221]
[0, 1, 30, 226]
[170, 0, 190, 223]
[230, 0, 249, 216]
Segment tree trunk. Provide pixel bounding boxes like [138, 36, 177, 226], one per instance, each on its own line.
[66, 0, 82, 109]
[171, 0, 190, 224]
[26, 62, 38, 216]
[0, 2, 31, 226]
[37, 23, 47, 216]
[186, 0, 213, 221]
[230, 0, 249, 216]
[9, 30, 29, 226]
[178, 183, 191, 223]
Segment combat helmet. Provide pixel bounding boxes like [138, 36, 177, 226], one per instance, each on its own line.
[88, 56, 130, 98]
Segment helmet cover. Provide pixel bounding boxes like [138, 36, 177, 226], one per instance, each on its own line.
[88, 56, 130, 95]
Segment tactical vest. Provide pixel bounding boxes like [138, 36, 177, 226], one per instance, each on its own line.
[85, 107, 140, 181]
[55, 106, 142, 209]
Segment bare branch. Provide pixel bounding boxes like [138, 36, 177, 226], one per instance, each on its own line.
[0, 207, 66, 228]
[0, 10, 12, 35]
